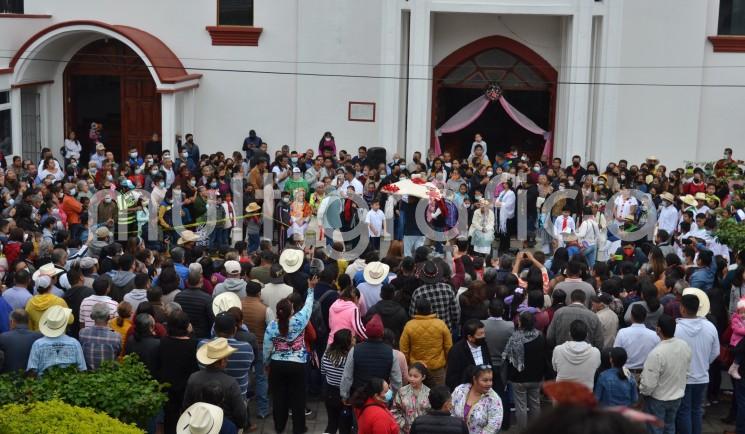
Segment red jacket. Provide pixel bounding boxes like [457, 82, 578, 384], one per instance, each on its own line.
[355, 398, 398, 434]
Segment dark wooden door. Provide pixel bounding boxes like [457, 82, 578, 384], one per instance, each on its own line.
[121, 77, 160, 160]
[63, 39, 161, 162]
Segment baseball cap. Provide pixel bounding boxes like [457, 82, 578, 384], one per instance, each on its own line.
[224, 260, 241, 276]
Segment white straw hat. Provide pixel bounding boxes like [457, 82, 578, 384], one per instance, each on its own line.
[177, 402, 224, 434]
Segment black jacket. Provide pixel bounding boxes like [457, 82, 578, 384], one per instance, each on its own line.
[410, 410, 469, 434]
[174, 288, 215, 339]
[364, 300, 409, 338]
[507, 334, 549, 383]
[445, 338, 492, 391]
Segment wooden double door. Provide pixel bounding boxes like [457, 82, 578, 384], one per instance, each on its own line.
[64, 39, 160, 162]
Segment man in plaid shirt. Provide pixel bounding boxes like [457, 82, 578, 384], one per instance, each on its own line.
[409, 260, 460, 331]
[78, 303, 122, 370]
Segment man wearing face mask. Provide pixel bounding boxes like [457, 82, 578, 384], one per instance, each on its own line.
[565, 155, 586, 181]
[116, 178, 141, 240]
[175, 147, 196, 173]
[445, 319, 492, 390]
[284, 167, 309, 199]
[183, 133, 200, 163]
[60, 183, 83, 240]
[127, 147, 143, 168]
[96, 190, 117, 228]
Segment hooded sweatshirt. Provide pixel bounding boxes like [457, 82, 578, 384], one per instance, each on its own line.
[674, 317, 719, 384]
[327, 299, 367, 345]
[109, 270, 136, 302]
[213, 278, 247, 299]
[25, 294, 70, 331]
[552, 340, 601, 390]
[123, 288, 148, 313]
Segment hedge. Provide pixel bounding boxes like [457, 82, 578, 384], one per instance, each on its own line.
[0, 400, 143, 433]
[0, 355, 167, 427]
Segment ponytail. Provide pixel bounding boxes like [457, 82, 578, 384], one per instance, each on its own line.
[276, 298, 292, 336]
[610, 347, 629, 381]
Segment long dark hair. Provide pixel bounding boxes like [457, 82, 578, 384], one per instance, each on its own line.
[609, 347, 629, 381]
[326, 329, 353, 365]
[350, 377, 385, 408]
[735, 265, 745, 288]
[276, 298, 293, 337]
[640, 278, 661, 312]
[551, 248, 569, 275]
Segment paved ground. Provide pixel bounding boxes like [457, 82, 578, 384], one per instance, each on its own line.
[246, 390, 737, 434]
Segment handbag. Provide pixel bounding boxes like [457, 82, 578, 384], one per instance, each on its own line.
[720, 325, 735, 366]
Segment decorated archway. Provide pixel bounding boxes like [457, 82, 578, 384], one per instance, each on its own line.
[432, 35, 557, 160]
[4, 20, 200, 161]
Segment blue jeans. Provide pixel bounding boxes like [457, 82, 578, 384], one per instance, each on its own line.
[247, 233, 260, 253]
[645, 396, 681, 434]
[582, 244, 597, 268]
[403, 235, 424, 257]
[736, 378, 745, 434]
[676, 383, 707, 434]
[253, 353, 270, 417]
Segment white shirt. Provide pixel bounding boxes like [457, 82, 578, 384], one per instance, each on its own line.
[341, 178, 363, 196]
[613, 323, 660, 369]
[273, 166, 290, 191]
[64, 139, 82, 159]
[260, 283, 293, 317]
[468, 140, 488, 160]
[576, 218, 599, 245]
[640, 337, 692, 401]
[694, 205, 710, 216]
[163, 166, 175, 188]
[554, 215, 576, 236]
[365, 209, 385, 237]
[467, 341, 484, 366]
[657, 204, 679, 234]
[614, 196, 638, 220]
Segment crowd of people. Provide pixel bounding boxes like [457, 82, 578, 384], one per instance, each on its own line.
[0, 129, 743, 434]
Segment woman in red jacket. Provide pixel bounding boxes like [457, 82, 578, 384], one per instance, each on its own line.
[352, 378, 399, 434]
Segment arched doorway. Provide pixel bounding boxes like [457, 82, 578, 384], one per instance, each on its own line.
[64, 39, 161, 163]
[432, 36, 557, 161]
[5, 20, 201, 162]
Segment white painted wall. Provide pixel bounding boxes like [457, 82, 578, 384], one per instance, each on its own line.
[0, 0, 742, 167]
[432, 12, 562, 68]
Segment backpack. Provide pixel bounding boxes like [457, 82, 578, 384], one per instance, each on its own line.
[310, 289, 336, 340]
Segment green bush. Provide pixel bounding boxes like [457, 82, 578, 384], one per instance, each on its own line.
[716, 218, 745, 257]
[0, 400, 143, 433]
[0, 355, 167, 427]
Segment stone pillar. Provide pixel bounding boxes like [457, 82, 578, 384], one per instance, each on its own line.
[161, 92, 177, 157]
[405, 0, 432, 161]
[563, 2, 593, 162]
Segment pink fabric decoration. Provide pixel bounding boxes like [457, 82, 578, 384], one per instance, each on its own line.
[432, 93, 553, 159]
[434, 95, 491, 155]
[498, 96, 553, 159]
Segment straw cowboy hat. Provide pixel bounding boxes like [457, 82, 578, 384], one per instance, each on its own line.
[683, 287, 710, 318]
[39, 306, 73, 338]
[32, 262, 63, 282]
[177, 230, 200, 246]
[680, 195, 697, 207]
[95, 226, 111, 239]
[196, 337, 237, 366]
[212, 292, 242, 316]
[660, 192, 675, 203]
[363, 262, 390, 286]
[279, 249, 304, 274]
[694, 192, 707, 202]
[177, 402, 224, 434]
[646, 156, 659, 163]
[245, 202, 261, 214]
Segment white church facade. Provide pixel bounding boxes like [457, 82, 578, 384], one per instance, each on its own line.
[0, 0, 744, 167]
